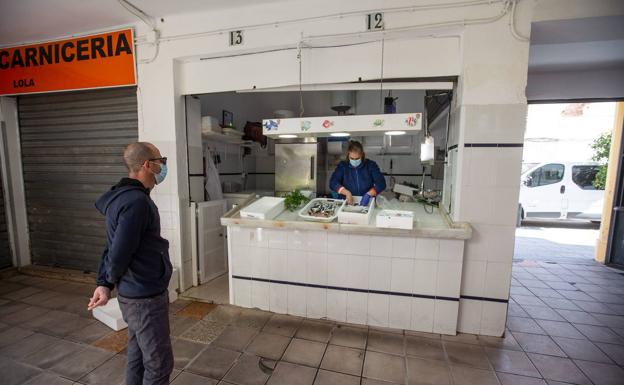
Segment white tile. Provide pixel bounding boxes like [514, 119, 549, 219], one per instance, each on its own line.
[251, 281, 270, 311]
[460, 260, 487, 297]
[288, 230, 306, 250]
[306, 287, 327, 319]
[231, 244, 251, 276]
[367, 294, 389, 328]
[413, 260, 437, 296]
[269, 249, 288, 281]
[486, 225, 516, 263]
[480, 301, 508, 337]
[347, 291, 368, 325]
[347, 255, 369, 290]
[369, 256, 392, 291]
[302, 253, 325, 287]
[391, 258, 414, 294]
[465, 147, 496, 188]
[306, 231, 328, 253]
[269, 283, 287, 314]
[433, 300, 459, 335]
[370, 236, 393, 257]
[435, 261, 462, 298]
[229, 227, 250, 246]
[484, 262, 512, 299]
[389, 296, 412, 330]
[267, 229, 288, 249]
[414, 238, 440, 261]
[458, 186, 493, 225]
[287, 250, 307, 283]
[326, 290, 347, 322]
[327, 253, 349, 287]
[491, 187, 521, 226]
[439, 240, 464, 262]
[411, 297, 435, 333]
[249, 228, 269, 248]
[457, 298, 482, 334]
[233, 278, 251, 308]
[287, 285, 307, 317]
[327, 233, 349, 254]
[392, 237, 416, 259]
[250, 248, 270, 279]
[494, 148, 523, 188]
[347, 234, 370, 255]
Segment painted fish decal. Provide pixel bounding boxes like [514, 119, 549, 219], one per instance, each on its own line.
[373, 119, 385, 127]
[263, 119, 280, 131]
[301, 120, 311, 131]
[405, 116, 417, 127]
[322, 119, 334, 128]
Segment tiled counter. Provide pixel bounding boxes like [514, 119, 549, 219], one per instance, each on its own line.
[221, 202, 473, 335]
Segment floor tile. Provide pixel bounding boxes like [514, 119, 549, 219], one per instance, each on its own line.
[1, 305, 50, 325]
[212, 325, 257, 351]
[23, 339, 83, 369]
[509, 302, 530, 317]
[0, 358, 42, 385]
[449, 365, 499, 385]
[364, 351, 406, 384]
[443, 341, 491, 369]
[202, 305, 241, 324]
[367, 330, 405, 355]
[232, 308, 272, 329]
[442, 333, 481, 345]
[266, 361, 317, 385]
[406, 335, 446, 361]
[79, 355, 126, 385]
[552, 337, 612, 363]
[0, 325, 34, 348]
[555, 310, 603, 326]
[176, 302, 217, 320]
[595, 342, 624, 366]
[295, 320, 334, 343]
[49, 345, 114, 381]
[170, 315, 201, 337]
[222, 354, 271, 385]
[245, 332, 291, 360]
[479, 331, 523, 351]
[22, 371, 74, 385]
[321, 345, 365, 376]
[573, 324, 624, 344]
[171, 371, 219, 385]
[591, 313, 624, 329]
[330, 325, 367, 349]
[520, 306, 565, 322]
[527, 353, 591, 385]
[91, 329, 128, 353]
[186, 345, 240, 380]
[497, 372, 547, 385]
[511, 295, 547, 307]
[361, 378, 399, 385]
[574, 300, 618, 315]
[556, 290, 595, 302]
[527, 288, 564, 299]
[0, 332, 61, 359]
[540, 298, 581, 311]
[513, 332, 566, 357]
[506, 317, 546, 335]
[405, 356, 450, 385]
[534, 319, 586, 339]
[66, 321, 113, 344]
[574, 359, 624, 385]
[314, 369, 360, 385]
[282, 338, 327, 367]
[263, 314, 302, 337]
[485, 348, 541, 378]
[2, 286, 42, 300]
[172, 338, 207, 369]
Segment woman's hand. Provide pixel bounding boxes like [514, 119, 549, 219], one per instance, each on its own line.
[339, 187, 354, 205]
[367, 188, 377, 197]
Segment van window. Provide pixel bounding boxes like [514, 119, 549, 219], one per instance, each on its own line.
[572, 165, 602, 190]
[526, 163, 564, 187]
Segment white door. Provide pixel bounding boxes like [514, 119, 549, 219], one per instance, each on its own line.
[196, 200, 228, 284]
[520, 163, 566, 217]
[567, 164, 605, 218]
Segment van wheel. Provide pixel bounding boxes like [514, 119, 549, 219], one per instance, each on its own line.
[517, 205, 524, 227]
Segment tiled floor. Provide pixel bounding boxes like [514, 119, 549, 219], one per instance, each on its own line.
[1, 256, 624, 385]
[181, 273, 229, 304]
[514, 226, 599, 263]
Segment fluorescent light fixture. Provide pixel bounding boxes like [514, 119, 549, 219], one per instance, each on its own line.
[278, 134, 297, 139]
[330, 132, 350, 137]
[385, 130, 406, 136]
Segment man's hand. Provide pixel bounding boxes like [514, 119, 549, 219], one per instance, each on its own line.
[88, 286, 111, 311]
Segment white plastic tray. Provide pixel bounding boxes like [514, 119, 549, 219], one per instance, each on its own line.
[240, 197, 285, 220]
[298, 198, 345, 222]
[338, 196, 375, 225]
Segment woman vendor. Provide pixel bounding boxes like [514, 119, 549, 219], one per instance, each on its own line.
[329, 140, 386, 205]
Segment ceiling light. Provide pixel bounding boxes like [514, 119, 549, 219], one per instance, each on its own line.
[385, 131, 406, 136]
[330, 132, 350, 137]
[278, 134, 297, 138]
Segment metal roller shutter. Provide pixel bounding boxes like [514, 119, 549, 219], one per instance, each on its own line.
[0, 163, 11, 269]
[18, 87, 138, 272]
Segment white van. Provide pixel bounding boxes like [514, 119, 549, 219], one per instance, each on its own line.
[518, 162, 605, 222]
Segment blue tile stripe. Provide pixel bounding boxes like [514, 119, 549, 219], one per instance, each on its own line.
[464, 143, 524, 148]
[231, 275, 460, 302]
[460, 295, 509, 303]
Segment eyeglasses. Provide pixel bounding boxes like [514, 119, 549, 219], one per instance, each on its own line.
[148, 157, 167, 165]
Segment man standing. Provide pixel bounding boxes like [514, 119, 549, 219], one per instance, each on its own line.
[88, 142, 173, 385]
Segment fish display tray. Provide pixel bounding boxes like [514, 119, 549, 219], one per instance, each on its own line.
[337, 196, 375, 225]
[298, 198, 345, 222]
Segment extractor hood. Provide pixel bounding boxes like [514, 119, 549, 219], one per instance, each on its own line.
[262, 112, 422, 139]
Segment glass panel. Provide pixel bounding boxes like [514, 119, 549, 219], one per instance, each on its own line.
[572, 165, 601, 190]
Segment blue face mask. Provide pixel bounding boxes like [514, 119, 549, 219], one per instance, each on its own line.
[153, 163, 168, 185]
[349, 158, 362, 168]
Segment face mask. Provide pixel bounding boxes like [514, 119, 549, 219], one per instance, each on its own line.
[349, 158, 362, 168]
[152, 163, 168, 185]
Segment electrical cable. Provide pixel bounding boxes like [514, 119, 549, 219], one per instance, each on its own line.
[508, 0, 530, 42]
[380, 38, 385, 114]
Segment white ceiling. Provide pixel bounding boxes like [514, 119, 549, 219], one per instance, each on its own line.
[0, 0, 284, 46]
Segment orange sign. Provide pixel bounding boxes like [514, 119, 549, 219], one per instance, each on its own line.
[0, 29, 136, 96]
